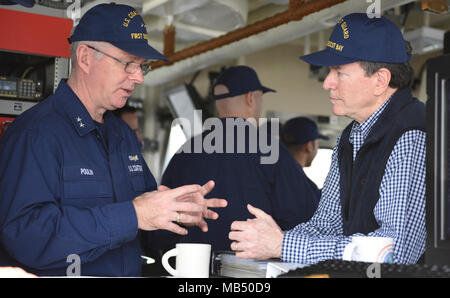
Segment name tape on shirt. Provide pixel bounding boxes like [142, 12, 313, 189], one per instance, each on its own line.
[80, 168, 94, 176]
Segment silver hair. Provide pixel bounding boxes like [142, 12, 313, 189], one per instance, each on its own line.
[69, 40, 111, 69]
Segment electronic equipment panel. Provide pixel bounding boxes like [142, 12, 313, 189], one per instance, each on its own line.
[0, 77, 42, 101]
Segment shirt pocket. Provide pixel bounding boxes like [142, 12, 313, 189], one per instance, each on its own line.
[62, 166, 113, 199]
[129, 175, 146, 196]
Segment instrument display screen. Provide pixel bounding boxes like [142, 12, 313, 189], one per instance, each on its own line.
[0, 80, 17, 91]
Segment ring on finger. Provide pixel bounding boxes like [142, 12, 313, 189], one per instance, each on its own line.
[233, 242, 238, 251]
[177, 213, 182, 223]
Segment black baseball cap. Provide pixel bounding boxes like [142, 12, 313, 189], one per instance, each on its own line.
[281, 117, 328, 146]
[68, 3, 168, 62]
[213, 66, 276, 100]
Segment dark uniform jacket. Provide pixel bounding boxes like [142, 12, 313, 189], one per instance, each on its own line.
[0, 80, 156, 276]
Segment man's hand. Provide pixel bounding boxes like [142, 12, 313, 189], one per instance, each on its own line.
[158, 180, 227, 232]
[133, 181, 227, 235]
[229, 204, 284, 260]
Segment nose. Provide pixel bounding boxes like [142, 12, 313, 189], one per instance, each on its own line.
[322, 69, 336, 91]
[129, 68, 145, 84]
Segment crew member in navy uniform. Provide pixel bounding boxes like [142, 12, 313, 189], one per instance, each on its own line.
[0, 3, 226, 277]
[156, 65, 320, 254]
[229, 13, 426, 264]
[280, 116, 329, 194]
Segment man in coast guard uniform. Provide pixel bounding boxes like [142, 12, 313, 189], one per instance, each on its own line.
[0, 3, 226, 276]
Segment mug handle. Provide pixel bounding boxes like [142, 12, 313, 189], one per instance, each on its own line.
[162, 248, 178, 277]
[342, 242, 356, 261]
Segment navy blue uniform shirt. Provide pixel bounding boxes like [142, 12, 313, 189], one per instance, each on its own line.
[0, 80, 157, 276]
[155, 118, 320, 253]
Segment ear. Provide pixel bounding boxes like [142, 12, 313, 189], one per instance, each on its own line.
[373, 68, 391, 96]
[245, 91, 254, 108]
[306, 141, 314, 153]
[301, 141, 313, 153]
[75, 44, 92, 74]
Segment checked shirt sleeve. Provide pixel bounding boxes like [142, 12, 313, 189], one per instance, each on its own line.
[281, 130, 426, 264]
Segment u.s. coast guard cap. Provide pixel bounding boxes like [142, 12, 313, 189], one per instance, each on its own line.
[68, 3, 168, 61]
[300, 13, 411, 66]
[213, 66, 276, 100]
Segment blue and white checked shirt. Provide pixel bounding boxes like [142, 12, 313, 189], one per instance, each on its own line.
[282, 98, 426, 264]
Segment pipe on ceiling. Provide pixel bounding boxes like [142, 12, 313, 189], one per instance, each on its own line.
[150, 0, 346, 70]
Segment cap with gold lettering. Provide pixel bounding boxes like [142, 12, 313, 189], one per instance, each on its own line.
[68, 3, 168, 61]
[300, 13, 410, 66]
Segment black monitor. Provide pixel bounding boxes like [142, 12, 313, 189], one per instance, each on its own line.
[425, 54, 450, 266]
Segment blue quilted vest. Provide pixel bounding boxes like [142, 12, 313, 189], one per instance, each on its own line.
[338, 88, 425, 236]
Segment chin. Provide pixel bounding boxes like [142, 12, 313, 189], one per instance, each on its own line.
[332, 106, 345, 117]
[112, 98, 128, 109]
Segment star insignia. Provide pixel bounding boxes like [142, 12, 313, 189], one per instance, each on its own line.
[79, 122, 85, 128]
[76, 116, 82, 122]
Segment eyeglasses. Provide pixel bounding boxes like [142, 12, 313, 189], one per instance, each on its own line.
[86, 45, 152, 76]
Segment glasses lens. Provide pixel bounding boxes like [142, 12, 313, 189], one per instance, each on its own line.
[141, 64, 151, 76]
[125, 63, 138, 74]
[125, 63, 151, 76]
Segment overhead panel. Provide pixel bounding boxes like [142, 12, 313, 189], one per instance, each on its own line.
[143, 0, 248, 42]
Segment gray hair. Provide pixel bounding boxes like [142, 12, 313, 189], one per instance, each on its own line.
[358, 40, 414, 89]
[70, 40, 111, 69]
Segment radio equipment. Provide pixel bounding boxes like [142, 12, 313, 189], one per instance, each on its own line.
[0, 77, 43, 101]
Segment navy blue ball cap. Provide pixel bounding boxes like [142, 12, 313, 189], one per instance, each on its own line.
[300, 13, 411, 66]
[213, 65, 275, 100]
[68, 3, 168, 62]
[0, 0, 34, 7]
[281, 117, 328, 146]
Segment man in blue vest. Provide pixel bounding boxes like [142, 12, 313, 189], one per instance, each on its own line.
[0, 3, 226, 276]
[155, 66, 320, 254]
[229, 13, 426, 264]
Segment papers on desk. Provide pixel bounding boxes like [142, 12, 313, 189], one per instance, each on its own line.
[215, 252, 306, 278]
[217, 253, 268, 277]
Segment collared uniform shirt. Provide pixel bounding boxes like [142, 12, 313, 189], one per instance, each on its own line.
[282, 98, 426, 264]
[0, 80, 157, 276]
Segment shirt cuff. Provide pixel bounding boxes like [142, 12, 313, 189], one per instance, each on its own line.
[282, 229, 309, 264]
[105, 201, 138, 249]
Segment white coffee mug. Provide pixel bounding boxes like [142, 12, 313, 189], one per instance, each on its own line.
[161, 243, 211, 278]
[343, 236, 394, 263]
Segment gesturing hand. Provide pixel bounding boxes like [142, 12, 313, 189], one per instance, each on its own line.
[158, 180, 228, 232]
[133, 181, 227, 235]
[229, 204, 284, 260]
